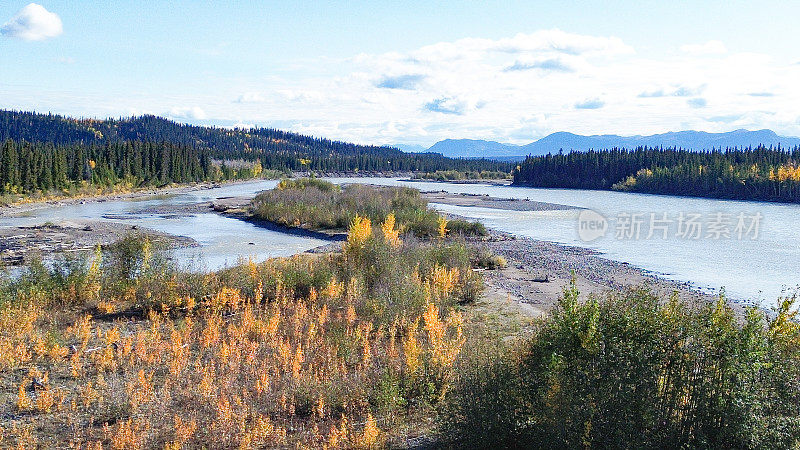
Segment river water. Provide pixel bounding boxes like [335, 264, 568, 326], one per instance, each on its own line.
[2, 178, 798, 303]
[328, 178, 799, 304]
[0, 180, 327, 272]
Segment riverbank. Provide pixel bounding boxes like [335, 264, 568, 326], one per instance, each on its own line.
[472, 230, 726, 320]
[0, 220, 196, 266]
[0, 182, 226, 216]
[0, 182, 227, 266]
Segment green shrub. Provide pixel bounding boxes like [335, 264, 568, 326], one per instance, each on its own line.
[440, 282, 800, 448]
[472, 249, 507, 270]
[438, 339, 527, 448]
[446, 219, 488, 237]
[277, 177, 340, 192]
[1, 253, 93, 309]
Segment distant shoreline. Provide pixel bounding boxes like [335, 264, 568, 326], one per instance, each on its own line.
[0, 181, 233, 216]
[402, 177, 512, 186]
[511, 180, 800, 206]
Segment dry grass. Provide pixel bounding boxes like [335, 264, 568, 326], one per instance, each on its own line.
[0, 212, 484, 448]
[250, 179, 457, 237]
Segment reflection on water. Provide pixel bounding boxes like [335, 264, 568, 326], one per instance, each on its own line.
[3, 177, 799, 301]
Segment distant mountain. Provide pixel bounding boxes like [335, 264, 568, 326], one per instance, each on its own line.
[428, 139, 523, 158]
[416, 130, 800, 160]
[522, 130, 800, 156]
[392, 143, 429, 153]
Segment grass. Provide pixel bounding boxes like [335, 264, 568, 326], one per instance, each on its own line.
[250, 178, 487, 238]
[0, 212, 487, 447]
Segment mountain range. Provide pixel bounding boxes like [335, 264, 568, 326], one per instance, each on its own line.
[399, 129, 800, 160]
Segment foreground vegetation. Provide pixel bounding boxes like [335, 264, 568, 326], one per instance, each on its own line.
[2, 180, 799, 448]
[4, 230, 799, 448]
[442, 283, 800, 448]
[513, 146, 800, 203]
[0, 216, 483, 447]
[250, 178, 488, 238]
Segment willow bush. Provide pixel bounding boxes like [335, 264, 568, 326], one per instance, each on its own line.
[0, 214, 485, 446]
[440, 282, 800, 449]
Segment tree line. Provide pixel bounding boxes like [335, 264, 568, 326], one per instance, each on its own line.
[0, 139, 223, 194]
[0, 109, 510, 194]
[513, 146, 800, 203]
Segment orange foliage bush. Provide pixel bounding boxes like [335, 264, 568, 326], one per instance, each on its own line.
[0, 219, 475, 448]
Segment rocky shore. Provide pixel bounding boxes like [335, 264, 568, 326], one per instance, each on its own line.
[0, 221, 196, 266]
[472, 230, 723, 316]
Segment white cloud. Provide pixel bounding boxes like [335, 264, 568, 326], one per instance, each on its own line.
[277, 89, 328, 103]
[26, 29, 798, 147]
[1, 3, 63, 41]
[575, 98, 605, 110]
[234, 92, 267, 103]
[403, 29, 634, 63]
[680, 40, 727, 55]
[205, 32, 800, 145]
[169, 106, 208, 121]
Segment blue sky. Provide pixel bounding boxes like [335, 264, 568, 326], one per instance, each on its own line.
[2, 1, 800, 146]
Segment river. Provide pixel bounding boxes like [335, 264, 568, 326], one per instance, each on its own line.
[2, 177, 798, 303]
[0, 180, 328, 272]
